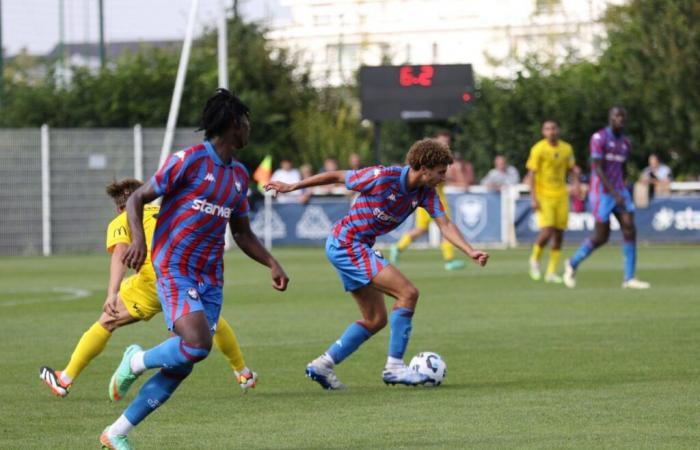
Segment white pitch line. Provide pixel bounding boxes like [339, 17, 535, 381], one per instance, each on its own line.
[0, 287, 92, 307]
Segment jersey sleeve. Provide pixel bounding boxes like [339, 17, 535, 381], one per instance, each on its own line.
[525, 144, 541, 172]
[345, 166, 387, 194]
[420, 187, 446, 219]
[151, 150, 191, 196]
[106, 214, 131, 253]
[590, 131, 605, 160]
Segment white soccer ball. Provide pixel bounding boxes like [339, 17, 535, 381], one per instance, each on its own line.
[409, 352, 447, 386]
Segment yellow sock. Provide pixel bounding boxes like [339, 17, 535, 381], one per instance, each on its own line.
[63, 322, 112, 381]
[440, 240, 455, 261]
[531, 244, 543, 262]
[214, 317, 246, 372]
[396, 234, 412, 252]
[547, 249, 561, 274]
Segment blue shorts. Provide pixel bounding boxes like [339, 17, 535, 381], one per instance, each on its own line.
[326, 236, 389, 292]
[156, 276, 223, 333]
[589, 188, 635, 223]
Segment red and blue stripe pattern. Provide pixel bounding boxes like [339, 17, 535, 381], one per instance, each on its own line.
[590, 127, 630, 192]
[150, 141, 249, 286]
[333, 165, 445, 245]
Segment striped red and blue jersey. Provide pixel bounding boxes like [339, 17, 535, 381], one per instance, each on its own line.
[590, 127, 630, 192]
[332, 165, 445, 245]
[150, 141, 249, 286]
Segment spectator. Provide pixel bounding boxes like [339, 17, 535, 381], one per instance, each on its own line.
[640, 153, 672, 197]
[271, 159, 302, 203]
[480, 155, 520, 190]
[298, 163, 314, 204]
[317, 157, 346, 195]
[348, 153, 363, 171]
[445, 152, 475, 190]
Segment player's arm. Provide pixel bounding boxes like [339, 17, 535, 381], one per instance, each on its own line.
[527, 170, 538, 210]
[229, 216, 289, 292]
[104, 243, 129, 317]
[122, 182, 160, 270]
[265, 170, 347, 195]
[591, 160, 624, 206]
[434, 216, 489, 267]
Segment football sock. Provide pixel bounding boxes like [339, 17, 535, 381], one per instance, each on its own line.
[570, 238, 595, 269]
[326, 322, 373, 365]
[109, 414, 135, 436]
[142, 336, 210, 370]
[63, 322, 112, 381]
[385, 356, 404, 369]
[213, 317, 246, 372]
[130, 351, 146, 375]
[123, 365, 192, 426]
[388, 307, 414, 360]
[531, 244, 543, 262]
[396, 234, 412, 252]
[440, 240, 455, 262]
[547, 249, 561, 274]
[622, 240, 636, 281]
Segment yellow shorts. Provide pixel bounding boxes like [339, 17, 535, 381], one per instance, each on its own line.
[119, 274, 161, 321]
[537, 195, 569, 230]
[415, 202, 451, 230]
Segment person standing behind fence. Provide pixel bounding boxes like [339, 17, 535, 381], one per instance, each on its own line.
[480, 155, 520, 191]
[526, 119, 578, 283]
[564, 106, 650, 289]
[271, 159, 302, 203]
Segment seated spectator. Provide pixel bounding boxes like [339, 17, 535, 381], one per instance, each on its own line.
[640, 153, 672, 197]
[480, 155, 520, 191]
[445, 152, 475, 191]
[271, 159, 302, 203]
[348, 153, 363, 171]
[298, 163, 314, 204]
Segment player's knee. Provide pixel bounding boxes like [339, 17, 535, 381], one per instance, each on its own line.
[98, 313, 121, 333]
[180, 339, 212, 364]
[403, 285, 419, 307]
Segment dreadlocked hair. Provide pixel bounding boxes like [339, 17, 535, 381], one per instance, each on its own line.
[199, 88, 251, 139]
[406, 138, 454, 170]
[106, 178, 143, 210]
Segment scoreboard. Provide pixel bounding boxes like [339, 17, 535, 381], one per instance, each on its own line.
[359, 64, 475, 121]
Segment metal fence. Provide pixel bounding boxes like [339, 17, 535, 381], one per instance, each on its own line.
[0, 126, 204, 256]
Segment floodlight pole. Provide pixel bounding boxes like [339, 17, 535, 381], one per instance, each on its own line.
[159, 0, 200, 167]
[217, 1, 228, 90]
[98, 0, 105, 69]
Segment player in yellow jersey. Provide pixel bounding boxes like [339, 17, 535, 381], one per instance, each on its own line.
[39, 178, 257, 397]
[389, 131, 465, 271]
[526, 119, 579, 283]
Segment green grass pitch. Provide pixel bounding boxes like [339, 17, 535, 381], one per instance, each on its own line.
[1, 245, 699, 449]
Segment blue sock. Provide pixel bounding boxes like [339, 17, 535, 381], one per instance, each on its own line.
[388, 307, 414, 359]
[143, 336, 210, 369]
[124, 366, 192, 426]
[326, 322, 373, 364]
[622, 240, 636, 281]
[570, 238, 595, 269]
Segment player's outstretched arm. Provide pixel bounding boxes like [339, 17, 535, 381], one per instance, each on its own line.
[229, 216, 289, 292]
[435, 216, 489, 267]
[123, 182, 160, 271]
[264, 170, 347, 196]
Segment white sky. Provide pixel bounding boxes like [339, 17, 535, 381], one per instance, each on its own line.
[1, 0, 286, 56]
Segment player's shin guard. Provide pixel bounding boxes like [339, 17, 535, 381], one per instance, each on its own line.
[213, 317, 246, 372]
[143, 336, 210, 370]
[396, 234, 412, 252]
[326, 322, 373, 364]
[64, 322, 112, 381]
[388, 307, 414, 360]
[123, 365, 193, 426]
[622, 240, 636, 282]
[547, 249, 561, 274]
[440, 240, 455, 262]
[570, 238, 595, 269]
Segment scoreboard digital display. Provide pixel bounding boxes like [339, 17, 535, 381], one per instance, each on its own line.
[359, 64, 474, 121]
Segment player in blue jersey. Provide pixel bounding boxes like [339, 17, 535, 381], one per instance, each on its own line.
[99, 89, 289, 450]
[564, 106, 650, 289]
[266, 138, 489, 389]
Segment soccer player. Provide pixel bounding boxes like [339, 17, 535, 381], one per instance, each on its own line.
[526, 119, 578, 283]
[265, 138, 488, 390]
[99, 89, 289, 450]
[39, 179, 258, 399]
[389, 131, 466, 271]
[564, 106, 650, 289]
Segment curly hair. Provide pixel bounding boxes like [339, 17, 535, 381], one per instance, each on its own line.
[405, 138, 454, 170]
[106, 178, 143, 210]
[199, 88, 251, 139]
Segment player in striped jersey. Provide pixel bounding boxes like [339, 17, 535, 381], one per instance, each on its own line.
[564, 106, 650, 289]
[99, 89, 289, 450]
[266, 138, 489, 390]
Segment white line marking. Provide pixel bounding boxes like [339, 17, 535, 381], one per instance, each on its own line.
[0, 287, 92, 307]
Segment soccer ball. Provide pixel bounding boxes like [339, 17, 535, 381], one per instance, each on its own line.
[409, 352, 447, 386]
